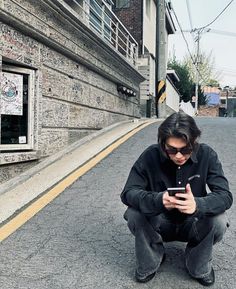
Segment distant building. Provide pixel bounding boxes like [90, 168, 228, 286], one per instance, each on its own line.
[203, 86, 221, 106]
[219, 88, 236, 117]
[200, 86, 236, 117]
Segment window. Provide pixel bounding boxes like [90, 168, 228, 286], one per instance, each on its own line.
[90, 0, 103, 33]
[90, 0, 112, 41]
[0, 65, 35, 151]
[115, 0, 130, 9]
[104, 12, 111, 40]
[146, 0, 151, 18]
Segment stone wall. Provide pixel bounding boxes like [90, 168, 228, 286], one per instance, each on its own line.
[198, 105, 219, 117]
[158, 102, 176, 119]
[0, 0, 144, 183]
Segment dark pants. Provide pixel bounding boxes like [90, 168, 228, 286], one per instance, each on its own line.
[124, 207, 228, 279]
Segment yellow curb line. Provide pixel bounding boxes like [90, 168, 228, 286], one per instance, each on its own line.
[0, 121, 153, 242]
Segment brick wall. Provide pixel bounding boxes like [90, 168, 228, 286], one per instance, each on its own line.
[113, 0, 143, 54]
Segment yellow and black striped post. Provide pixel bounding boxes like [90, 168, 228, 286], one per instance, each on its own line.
[157, 79, 166, 103]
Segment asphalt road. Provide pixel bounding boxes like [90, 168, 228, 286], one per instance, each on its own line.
[0, 117, 235, 289]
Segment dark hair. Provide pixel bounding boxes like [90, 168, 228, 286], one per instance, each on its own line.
[158, 111, 201, 151]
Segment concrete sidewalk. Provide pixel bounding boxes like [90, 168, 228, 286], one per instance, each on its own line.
[0, 119, 159, 225]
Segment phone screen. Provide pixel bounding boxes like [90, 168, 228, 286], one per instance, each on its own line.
[167, 187, 186, 196]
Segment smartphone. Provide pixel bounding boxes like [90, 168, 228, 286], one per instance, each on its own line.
[167, 187, 186, 196]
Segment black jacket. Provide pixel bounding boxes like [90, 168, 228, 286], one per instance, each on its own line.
[121, 143, 233, 221]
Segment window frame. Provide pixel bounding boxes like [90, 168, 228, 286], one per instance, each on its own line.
[146, 0, 151, 18]
[0, 65, 35, 151]
[90, 0, 103, 33]
[115, 0, 130, 9]
[89, 0, 112, 41]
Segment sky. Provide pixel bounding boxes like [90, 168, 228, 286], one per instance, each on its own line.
[168, 0, 236, 88]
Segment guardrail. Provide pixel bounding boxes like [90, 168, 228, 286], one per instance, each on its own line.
[62, 0, 138, 66]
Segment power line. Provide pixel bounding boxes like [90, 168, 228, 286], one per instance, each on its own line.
[215, 66, 236, 72]
[170, 6, 209, 85]
[217, 70, 236, 76]
[171, 6, 196, 65]
[179, 29, 236, 38]
[207, 29, 236, 38]
[186, 0, 193, 31]
[197, 0, 234, 31]
[170, 1, 236, 86]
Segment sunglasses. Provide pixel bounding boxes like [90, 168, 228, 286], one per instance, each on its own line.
[165, 145, 192, 155]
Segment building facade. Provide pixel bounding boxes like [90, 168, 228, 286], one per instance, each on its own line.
[219, 89, 236, 117]
[0, 0, 144, 183]
[113, 0, 179, 117]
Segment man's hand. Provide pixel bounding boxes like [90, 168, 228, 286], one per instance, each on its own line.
[174, 184, 197, 214]
[163, 190, 176, 210]
[163, 184, 197, 214]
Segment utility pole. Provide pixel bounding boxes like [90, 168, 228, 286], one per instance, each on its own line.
[194, 29, 200, 115]
[156, 0, 166, 117]
[224, 85, 230, 116]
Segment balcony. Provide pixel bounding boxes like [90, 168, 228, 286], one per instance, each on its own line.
[59, 0, 138, 66]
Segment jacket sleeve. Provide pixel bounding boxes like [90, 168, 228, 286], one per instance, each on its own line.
[195, 148, 233, 216]
[120, 160, 167, 216]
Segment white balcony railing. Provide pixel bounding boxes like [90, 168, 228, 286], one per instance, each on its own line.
[61, 0, 138, 66]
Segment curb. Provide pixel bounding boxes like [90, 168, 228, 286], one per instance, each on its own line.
[0, 118, 160, 225]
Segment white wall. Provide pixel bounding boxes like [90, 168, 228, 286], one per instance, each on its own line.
[166, 78, 180, 112]
[143, 0, 156, 56]
[179, 101, 195, 116]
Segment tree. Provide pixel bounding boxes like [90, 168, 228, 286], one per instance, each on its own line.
[190, 84, 208, 105]
[207, 79, 220, 87]
[167, 57, 193, 102]
[168, 54, 214, 105]
[183, 51, 220, 87]
[168, 57, 208, 104]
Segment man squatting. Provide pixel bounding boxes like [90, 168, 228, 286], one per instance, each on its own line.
[121, 111, 233, 286]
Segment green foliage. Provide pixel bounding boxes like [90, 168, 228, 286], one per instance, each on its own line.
[191, 84, 208, 105]
[168, 56, 210, 105]
[207, 79, 220, 87]
[168, 58, 193, 102]
[183, 51, 220, 86]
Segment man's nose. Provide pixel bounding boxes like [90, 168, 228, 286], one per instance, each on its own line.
[175, 152, 183, 158]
